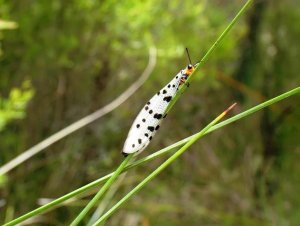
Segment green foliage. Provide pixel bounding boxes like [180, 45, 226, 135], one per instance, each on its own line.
[0, 81, 34, 131]
[0, 20, 17, 30]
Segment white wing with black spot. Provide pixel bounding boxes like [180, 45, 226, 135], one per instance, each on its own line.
[122, 70, 184, 155]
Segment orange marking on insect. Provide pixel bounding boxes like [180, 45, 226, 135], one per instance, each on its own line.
[186, 67, 194, 75]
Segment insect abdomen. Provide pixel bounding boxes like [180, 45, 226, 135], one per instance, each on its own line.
[122, 71, 183, 155]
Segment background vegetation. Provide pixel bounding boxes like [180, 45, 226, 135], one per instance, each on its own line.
[0, 0, 299, 225]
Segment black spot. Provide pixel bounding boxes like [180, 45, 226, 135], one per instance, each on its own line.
[155, 125, 160, 130]
[136, 124, 140, 128]
[122, 152, 129, 157]
[149, 110, 153, 114]
[132, 144, 135, 148]
[145, 133, 149, 137]
[149, 136, 152, 140]
[163, 89, 167, 94]
[142, 118, 146, 122]
[154, 113, 162, 119]
[147, 126, 155, 132]
[167, 84, 171, 88]
[172, 84, 175, 88]
[157, 91, 160, 95]
[163, 96, 172, 102]
[138, 139, 142, 144]
[147, 101, 150, 105]
[176, 76, 179, 79]
[163, 114, 167, 118]
[145, 106, 149, 110]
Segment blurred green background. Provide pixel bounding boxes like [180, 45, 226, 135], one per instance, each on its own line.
[0, 0, 299, 225]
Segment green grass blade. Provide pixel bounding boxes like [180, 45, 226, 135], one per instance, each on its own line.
[69, 155, 133, 226]
[4, 87, 299, 226]
[166, 0, 254, 113]
[92, 104, 236, 225]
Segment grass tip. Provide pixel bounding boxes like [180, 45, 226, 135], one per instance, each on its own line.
[224, 102, 237, 114]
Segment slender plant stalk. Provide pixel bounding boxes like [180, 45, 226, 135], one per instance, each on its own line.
[69, 154, 133, 226]
[3, 86, 299, 226]
[88, 172, 128, 226]
[92, 104, 236, 225]
[166, 0, 253, 113]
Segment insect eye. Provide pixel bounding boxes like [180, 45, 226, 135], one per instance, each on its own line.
[187, 64, 193, 70]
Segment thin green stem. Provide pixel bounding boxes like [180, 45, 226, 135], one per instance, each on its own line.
[166, 0, 253, 113]
[69, 155, 133, 226]
[4, 87, 299, 226]
[92, 104, 236, 225]
[196, 0, 253, 70]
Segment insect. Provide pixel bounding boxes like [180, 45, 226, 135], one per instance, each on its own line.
[122, 49, 196, 156]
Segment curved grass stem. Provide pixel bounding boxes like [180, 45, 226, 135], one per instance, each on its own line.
[0, 48, 157, 176]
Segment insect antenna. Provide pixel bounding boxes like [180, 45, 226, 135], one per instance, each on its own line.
[185, 47, 193, 65]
